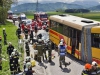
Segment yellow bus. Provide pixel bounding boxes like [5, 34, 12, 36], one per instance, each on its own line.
[49, 14, 100, 64]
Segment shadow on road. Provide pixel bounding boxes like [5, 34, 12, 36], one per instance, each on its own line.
[50, 61, 55, 66]
[66, 53, 85, 66]
[61, 67, 71, 73]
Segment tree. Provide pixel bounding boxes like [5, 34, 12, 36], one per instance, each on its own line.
[0, 0, 14, 24]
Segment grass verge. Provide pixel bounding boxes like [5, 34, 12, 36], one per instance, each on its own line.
[0, 21, 24, 75]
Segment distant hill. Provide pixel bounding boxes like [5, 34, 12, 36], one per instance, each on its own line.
[71, 1, 99, 8]
[89, 5, 100, 11]
[11, 2, 85, 13]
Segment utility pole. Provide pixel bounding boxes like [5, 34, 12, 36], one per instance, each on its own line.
[36, 0, 38, 12]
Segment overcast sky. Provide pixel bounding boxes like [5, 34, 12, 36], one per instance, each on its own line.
[18, 0, 100, 3]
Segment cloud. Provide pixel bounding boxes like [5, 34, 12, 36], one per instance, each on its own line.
[18, 0, 75, 3]
[18, 0, 99, 3]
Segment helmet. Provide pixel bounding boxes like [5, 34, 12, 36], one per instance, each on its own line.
[92, 61, 97, 66]
[26, 57, 30, 62]
[11, 52, 15, 56]
[38, 39, 42, 42]
[60, 39, 64, 42]
[3, 28, 5, 30]
[13, 49, 17, 52]
[25, 39, 28, 43]
[60, 42, 63, 45]
[85, 63, 92, 70]
[9, 42, 12, 45]
[26, 62, 31, 68]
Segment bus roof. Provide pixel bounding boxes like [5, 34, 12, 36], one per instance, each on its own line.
[49, 14, 100, 30]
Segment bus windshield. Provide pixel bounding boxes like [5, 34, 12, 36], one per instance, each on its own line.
[40, 14, 48, 18]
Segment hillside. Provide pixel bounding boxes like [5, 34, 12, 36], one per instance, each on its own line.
[11, 2, 84, 12]
[89, 5, 100, 11]
[71, 1, 99, 8]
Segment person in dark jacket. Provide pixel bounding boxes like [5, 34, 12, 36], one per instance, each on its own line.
[24, 26, 29, 39]
[3, 28, 7, 45]
[7, 42, 14, 56]
[24, 62, 34, 75]
[29, 30, 34, 44]
[81, 63, 92, 75]
[91, 61, 100, 75]
[25, 40, 30, 56]
[9, 52, 17, 75]
[16, 27, 21, 39]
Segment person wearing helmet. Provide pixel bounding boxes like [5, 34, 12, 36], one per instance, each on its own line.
[24, 26, 29, 39]
[35, 39, 43, 63]
[25, 57, 31, 63]
[9, 52, 18, 74]
[13, 48, 22, 73]
[3, 28, 7, 45]
[25, 62, 35, 75]
[42, 39, 47, 61]
[47, 39, 52, 62]
[25, 40, 30, 56]
[16, 27, 21, 39]
[29, 29, 34, 44]
[58, 41, 67, 68]
[24, 57, 31, 73]
[91, 61, 100, 75]
[81, 63, 92, 75]
[7, 42, 14, 56]
[37, 33, 42, 39]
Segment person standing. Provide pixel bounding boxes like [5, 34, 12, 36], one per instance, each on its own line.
[29, 30, 34, 44]
[58, 42, 67, 68]
[16, 27, 22, 39]
[3, 28, 7, 45]
[42, 39, 47, 61]
[24, 26, 29, 39]
[13, 49, 22, 73]
[7, 42, 14, 56]
[9, 52, 17, 75]
[81, 63, 92, 75]
[25, 40, 30, 56]
[36, 39, 43, 63]
[0, 36, 2, 56]
[48, 39, 52, 62]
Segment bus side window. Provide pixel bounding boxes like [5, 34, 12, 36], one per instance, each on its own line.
[91, 34, 100, 48]
[63, 25, 68, 36]
[76, 30, 81, 49]
[50, 20, 57, 31]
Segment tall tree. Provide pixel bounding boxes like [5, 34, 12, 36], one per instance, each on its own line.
[0, 0, 13, 24]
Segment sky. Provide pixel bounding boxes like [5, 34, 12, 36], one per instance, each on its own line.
[18, 0, 100, 3]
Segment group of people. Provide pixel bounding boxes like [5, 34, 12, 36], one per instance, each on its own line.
[7, 42, 22, 75]
[82, 61, 100, 75]
[16, 20, 50, 75]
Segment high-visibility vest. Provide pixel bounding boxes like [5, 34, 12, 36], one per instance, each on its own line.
[59, 46, 66, 56]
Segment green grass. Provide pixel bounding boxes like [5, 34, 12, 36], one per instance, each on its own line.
[27, 15, 34, 19]
[0, 21, 24, 75]
[69, 12, 100, 21]
[26, 11, 100, 21]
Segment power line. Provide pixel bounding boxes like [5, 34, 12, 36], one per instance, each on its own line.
[36, 0, 38, 12]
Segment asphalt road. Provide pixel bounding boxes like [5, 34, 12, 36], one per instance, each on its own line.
[7, 19, 85, 75]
